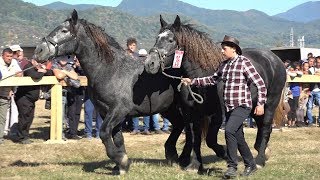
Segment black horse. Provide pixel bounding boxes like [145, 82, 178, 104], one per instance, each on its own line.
[144, 15, 286, 168]
[32, 10, 190, 175]
[32, 10, 224, 175]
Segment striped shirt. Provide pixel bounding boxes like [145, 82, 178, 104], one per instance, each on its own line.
[191, 55, 267, 112]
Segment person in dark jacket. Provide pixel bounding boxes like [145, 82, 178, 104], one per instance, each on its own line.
[15, 59, 47, 144]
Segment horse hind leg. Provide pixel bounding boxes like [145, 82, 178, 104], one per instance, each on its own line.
[100, 115, 130, 175]
[254, 107, 276, 168]
[206, 116, 226, 159]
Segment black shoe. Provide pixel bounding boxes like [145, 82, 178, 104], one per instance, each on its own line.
[241, 165, 257, 176]
[224, 167, 237, 178]
[162, 130, 171, 134]
[67, 134, 82, 140]
[130, 130, 140, 135]
[19, 138, 33, 144]
[141, 130, 152, 135]
[155, 130, 164, 134]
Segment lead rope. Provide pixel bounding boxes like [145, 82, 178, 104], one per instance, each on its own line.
[153, 47, 204, 104]
[0, 60, 48, 82]
[161, 70, 204, 104]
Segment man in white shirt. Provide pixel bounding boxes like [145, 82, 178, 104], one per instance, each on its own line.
[0, 48, 22, 144]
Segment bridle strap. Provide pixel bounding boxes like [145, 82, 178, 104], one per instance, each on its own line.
[44, 33, 78, 60]
[149, 46, 204, 104]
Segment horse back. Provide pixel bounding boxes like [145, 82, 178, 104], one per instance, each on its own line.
[243, 48, 286, 109]
[243, 48, 286, 92]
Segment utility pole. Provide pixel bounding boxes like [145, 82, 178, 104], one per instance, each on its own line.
[290, 27, 294, 47]
[298, 36, 305, 48]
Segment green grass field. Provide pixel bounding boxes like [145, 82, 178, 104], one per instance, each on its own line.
[1, 100, 320, 179]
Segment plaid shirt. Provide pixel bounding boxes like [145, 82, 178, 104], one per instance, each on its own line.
[191, 55, 267, 112]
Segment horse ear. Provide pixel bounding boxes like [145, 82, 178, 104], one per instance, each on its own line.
[70, 9, 78, 25]
[172, 15, 181, 31]
[160, 15, 168, 28]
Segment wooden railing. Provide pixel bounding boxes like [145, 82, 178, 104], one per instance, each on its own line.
[0, 76, 87, 143]
[286, 74, 320, 83]
[0, 74, 319, 142]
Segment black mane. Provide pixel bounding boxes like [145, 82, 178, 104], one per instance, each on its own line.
[164, 23, 224, 70]
[77, 19, 124, 63]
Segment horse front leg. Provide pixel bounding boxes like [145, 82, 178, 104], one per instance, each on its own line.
[254, 112, 273, 168]
[163, 109, 184, 166]
[206, 115, 226, 159]
[165, 121, 183, 166]
[183, 120, 203, 173]
[100, 114, 130, 175]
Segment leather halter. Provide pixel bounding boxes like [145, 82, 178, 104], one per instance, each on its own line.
[43, 33, 78, 60]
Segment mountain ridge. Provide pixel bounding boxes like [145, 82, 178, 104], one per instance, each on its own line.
[2, 0, 320, 50]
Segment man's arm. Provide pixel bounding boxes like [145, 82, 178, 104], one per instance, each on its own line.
[243, 58, 267, 115]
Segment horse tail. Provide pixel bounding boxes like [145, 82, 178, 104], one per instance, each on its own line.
[201, 116, 210, 141]
[179, 116, 209, 145]
[273, 85, 288, 127]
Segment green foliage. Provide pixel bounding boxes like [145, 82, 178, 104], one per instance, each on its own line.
[2, 0, 320, 50]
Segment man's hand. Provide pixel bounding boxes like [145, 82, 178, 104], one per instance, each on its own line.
[181, 78, 192, 86]
[254, 105, 264, 116]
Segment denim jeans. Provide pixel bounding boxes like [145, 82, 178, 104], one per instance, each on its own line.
[84, 98, 102, 137]
[132, 117, 140, 131]
[306, 91, 320, 124]
[143, 114, 160, 131]
[162, 117, 170, 131]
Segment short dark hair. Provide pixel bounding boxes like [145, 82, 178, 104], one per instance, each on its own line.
[307, 52, 313, 57]
[126, 37, 137, 47]
[284, 59, 291, 63]
[2, 48, 13, 54]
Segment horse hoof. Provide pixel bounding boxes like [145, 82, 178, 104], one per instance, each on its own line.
[167, 159, 178, 166]
[112, 165, 121, 175]
[119, 169, 127, 175]
[183, 161, 201, 173]
[256, 164, 263, 169]
[112, 165, 128, 175]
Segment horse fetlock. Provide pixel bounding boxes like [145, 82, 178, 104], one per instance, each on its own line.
[211, 144, 226, 159]
[184, 160, 201, 173]
[255, 155, 266, 168]
[119, 154, 130, 168]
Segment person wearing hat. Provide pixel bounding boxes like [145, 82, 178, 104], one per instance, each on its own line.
[181, 35, 267, 178]
[52, 55, 82, 140]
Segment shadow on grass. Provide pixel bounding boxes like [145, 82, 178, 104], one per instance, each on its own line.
[9, 157, 225, 176]
[29, 126, 50, 140]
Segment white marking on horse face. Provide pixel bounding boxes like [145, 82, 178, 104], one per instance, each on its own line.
[158, 30, 170, 40]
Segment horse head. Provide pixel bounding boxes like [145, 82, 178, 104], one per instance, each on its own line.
[145, 15, 223, 75]
[144, 15, 181, 74]
[33, 9, 80, 63]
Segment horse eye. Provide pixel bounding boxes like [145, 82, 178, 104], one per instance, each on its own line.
[169, 39, 174, 43]
[61, 29, 68, 33]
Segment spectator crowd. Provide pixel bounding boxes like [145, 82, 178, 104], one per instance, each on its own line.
[0, 38, 172, 145]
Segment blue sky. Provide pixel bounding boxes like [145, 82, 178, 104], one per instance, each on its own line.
[23, 0, 313, 15]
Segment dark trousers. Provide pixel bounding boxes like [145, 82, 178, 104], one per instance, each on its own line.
[67, 92, 83, 136]
[15, 96, 35, 140]
[225, 106, 255, 169]
[288, 96, 299, 120]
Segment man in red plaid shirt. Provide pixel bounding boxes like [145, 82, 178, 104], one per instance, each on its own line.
[182, 35, 266, 178]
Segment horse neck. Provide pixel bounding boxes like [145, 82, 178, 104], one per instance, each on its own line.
[181, 58, 214, 78]
[74, 37, 117, 81]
